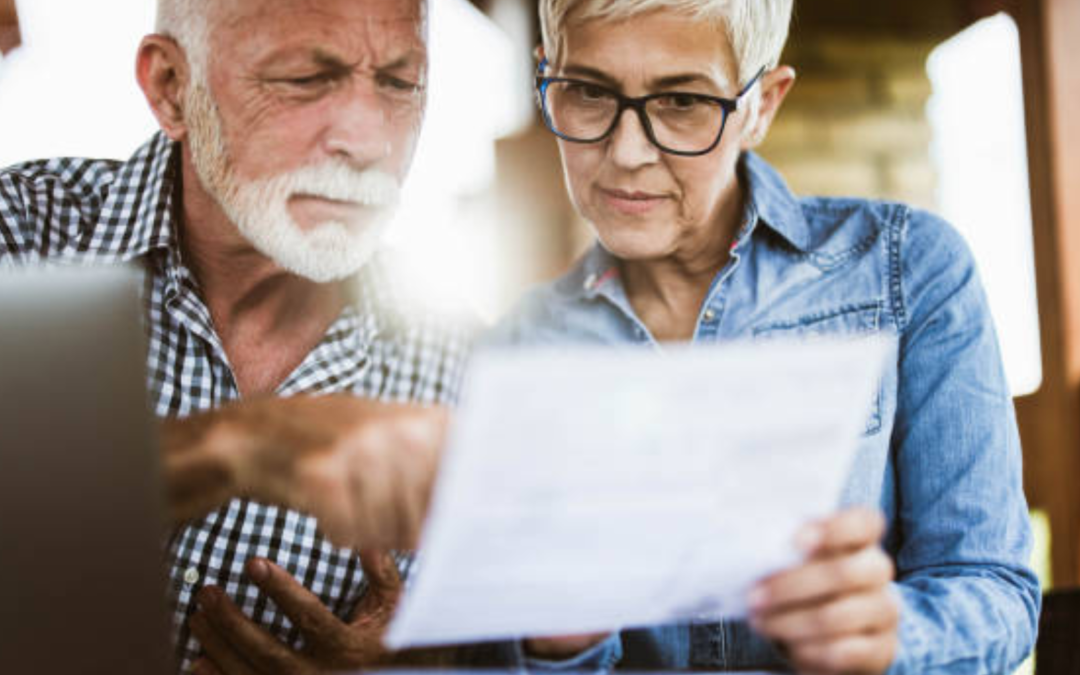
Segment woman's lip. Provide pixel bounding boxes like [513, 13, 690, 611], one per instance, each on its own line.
[598, 187, 668, 215]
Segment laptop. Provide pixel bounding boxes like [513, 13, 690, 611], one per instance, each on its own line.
[0, 265, 173, 673]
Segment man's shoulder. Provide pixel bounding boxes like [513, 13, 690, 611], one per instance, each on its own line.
[0, 134, 177, 265]
[0, 155, 123, 262]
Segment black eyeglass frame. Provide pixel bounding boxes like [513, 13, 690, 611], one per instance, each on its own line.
[535, 59, 767, 157]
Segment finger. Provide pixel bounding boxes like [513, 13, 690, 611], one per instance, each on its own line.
[751, 588, 899, 644]
[196, 585, 304, 674]
[751, 546, 894, 613]
[797, 508, 886, 557]
[189, 613, 258, 675]
[353, 550, 403, 622]
[360, 550, 403, 598]
[164, 455, 235, 524]
[786, 631, 898, 675]
[245, 559, 349, 653]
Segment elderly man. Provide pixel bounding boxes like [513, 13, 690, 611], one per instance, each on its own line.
[0, 0, 465, 672]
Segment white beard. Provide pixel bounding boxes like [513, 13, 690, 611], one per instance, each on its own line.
[184, 82, 401, 283]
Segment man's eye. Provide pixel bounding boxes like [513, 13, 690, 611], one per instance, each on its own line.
[377, 73, 422, 94]
[286, 73, 334, 88]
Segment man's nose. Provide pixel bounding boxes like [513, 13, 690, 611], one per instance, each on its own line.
[322, 81, 397, 167]
[608, 107, 661, 169]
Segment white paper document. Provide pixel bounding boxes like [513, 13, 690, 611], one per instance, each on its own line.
[386, 337, 889, 648]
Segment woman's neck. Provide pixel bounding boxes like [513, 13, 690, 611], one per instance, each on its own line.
[620, 187, 744, 343]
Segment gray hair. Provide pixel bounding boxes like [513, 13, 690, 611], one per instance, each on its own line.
[155, 0, 211, 84]
[540, 0, 793, 90]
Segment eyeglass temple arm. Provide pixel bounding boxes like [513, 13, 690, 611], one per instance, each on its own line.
[738, 66, 768, 99]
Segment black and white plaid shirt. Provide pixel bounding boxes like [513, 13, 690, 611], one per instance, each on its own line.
[0, 132, 476, 672]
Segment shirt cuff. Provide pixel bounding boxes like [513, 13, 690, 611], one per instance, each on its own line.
[514, 633, 623, 672]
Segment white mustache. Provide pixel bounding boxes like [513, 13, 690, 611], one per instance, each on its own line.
[251, 163, 402, 208]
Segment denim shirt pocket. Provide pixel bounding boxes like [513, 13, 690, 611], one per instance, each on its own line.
[751, 302, 885, 436]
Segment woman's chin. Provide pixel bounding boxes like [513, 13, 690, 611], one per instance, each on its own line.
[594, 228, 675, 262]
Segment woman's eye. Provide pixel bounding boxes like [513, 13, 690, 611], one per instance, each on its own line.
[657, 94, 703, 111]
[568, 82, 610, 102]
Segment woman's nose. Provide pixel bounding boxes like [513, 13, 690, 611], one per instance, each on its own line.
[607, 107, 661, 169]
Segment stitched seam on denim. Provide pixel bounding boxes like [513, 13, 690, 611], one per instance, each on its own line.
[751, 301, 882, 335]
[808, 229, 880, 270]
[889, 205, 908, 332]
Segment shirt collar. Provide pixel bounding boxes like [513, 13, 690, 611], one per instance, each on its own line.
[739, 151, 812, 253]
[556, 243, 621, 302]
[96, 131, 180, 260]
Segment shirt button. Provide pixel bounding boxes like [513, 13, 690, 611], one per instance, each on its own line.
[584, 273, 598, 291]
[703, 308, 717, 323]
[183, 567, 200, 586]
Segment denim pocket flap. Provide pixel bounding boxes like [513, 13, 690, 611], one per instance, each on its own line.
[752, 302, 884, 435]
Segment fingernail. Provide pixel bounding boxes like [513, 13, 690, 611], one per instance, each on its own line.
[796, 525, 823, 553]
[197, 585, 221, 611]
[247, 558, 269, 583]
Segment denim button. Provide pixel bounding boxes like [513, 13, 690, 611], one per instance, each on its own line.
[703, 308, 717, 323]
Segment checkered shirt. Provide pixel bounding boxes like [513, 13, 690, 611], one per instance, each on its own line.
[0, 132, 477, 672]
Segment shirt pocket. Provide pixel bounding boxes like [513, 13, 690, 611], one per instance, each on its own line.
[751, 302, 884, 436]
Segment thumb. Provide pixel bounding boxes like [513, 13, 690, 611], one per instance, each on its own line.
[351, 550, 403, 621]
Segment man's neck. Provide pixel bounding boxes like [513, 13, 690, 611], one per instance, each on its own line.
[178, 154, 347, 396]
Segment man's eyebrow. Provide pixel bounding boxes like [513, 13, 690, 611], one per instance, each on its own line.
[261, 47, 424, 73]
[376, 49, 425, 72]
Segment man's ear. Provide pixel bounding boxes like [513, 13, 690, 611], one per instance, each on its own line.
[741, 65, 796, 150]
[136, 35, 193, 142]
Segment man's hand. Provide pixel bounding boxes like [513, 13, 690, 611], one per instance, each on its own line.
[749, 508, 899, 675]
[189, 551, 449, 675]
[162, 395, 448, 550]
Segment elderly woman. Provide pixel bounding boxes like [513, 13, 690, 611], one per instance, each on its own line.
[490, 1, 1041, 674]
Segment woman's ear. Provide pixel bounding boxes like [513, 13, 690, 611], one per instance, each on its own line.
[741, 65, 796, 150]
[136, 34, 194, 142]
[534, 44, 547, 68]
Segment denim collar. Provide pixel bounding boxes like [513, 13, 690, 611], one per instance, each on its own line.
[739, 151, 811, 253]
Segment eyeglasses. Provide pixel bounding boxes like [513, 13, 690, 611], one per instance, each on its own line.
[535, 60, 766, 157]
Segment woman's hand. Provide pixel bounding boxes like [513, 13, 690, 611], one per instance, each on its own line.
[749, 508, 899, 675]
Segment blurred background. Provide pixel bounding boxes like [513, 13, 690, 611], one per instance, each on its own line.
[1, 0, 1077, 597]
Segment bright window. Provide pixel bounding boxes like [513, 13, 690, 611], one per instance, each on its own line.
[927, 13, 1043, 396]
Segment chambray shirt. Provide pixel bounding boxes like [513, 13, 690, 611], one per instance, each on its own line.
[487, 152, 1040, 675]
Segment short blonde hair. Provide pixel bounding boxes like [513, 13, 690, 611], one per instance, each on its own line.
[539, 0, 793, 90]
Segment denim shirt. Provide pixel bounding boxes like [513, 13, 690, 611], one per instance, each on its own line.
[484, 152, 1040, 675]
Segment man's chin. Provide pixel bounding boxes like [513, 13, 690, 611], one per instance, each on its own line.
[267, 229, 384, 283]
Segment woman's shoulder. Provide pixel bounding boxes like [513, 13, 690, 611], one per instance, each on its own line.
[483, 249, 603, 347]
[796, 195, 971, 261]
